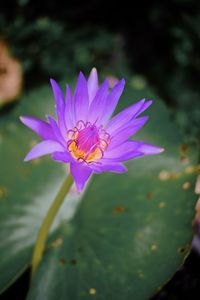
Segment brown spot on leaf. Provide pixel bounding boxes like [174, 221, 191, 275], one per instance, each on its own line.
[21, 167, 31, 177]
[177, 245, 189, 254]
[59, 257, 67, 265]
[146, 192, 153, 200]
[0, 186, 7, 199]
[179, 144, 190, 163]
[159, 202, 166, 209]
[159, 170, 180, 180]
[185, 165, 200, 174]
[150, 244, 158, 251]
[159, 170, 170, 180]
[180, 144, 188, 153]
[159, 165, 200, 181]
[51, 238, 63, 248]
[89, 288, 96, 295]
[182, 181, 191, 190]
[70, 259, 77, 265]
[137, 270, 145, 279]
[113, 205, 128, 214]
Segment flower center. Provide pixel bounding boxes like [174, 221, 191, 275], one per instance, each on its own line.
[67, 120, 110, 163]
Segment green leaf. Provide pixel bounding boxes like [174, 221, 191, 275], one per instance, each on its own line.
[0, 78, 198, 300]
[0, 85, 83, 293]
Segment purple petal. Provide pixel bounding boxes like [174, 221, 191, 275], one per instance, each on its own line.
[65, 85, 75, 130]
[87, 78, 109, 124]
[100, 79, 125, 125]
[24, 140, 64, 162]
[87, 68, 98, 104]
[127, 140, 164, 155]
[48, 115, 66, 146]
[104, 145, 144, 162]
[52, 151, 73, 163]
[136, 99, 152, 116]
[106, 99, 152, 134]
[108, 116, 149, 149]
[50, 79, 66, 136]
[74, 72, 89, 122]
[91, 160, 127, 174]
[70, 163, 92, 192]
[20, 116, 55, 140]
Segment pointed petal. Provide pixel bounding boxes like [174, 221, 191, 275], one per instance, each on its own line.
[104, 140, 144, 162]
[106, 99, 152, 134]
[24, 140, 64, 162]
[70, 163, 92, 192]
[109, 116, 149, 149]
[52, 151, 73, 163]
[20, 116, 55, 140]
[104, 139, 164, 162]
[106, 140, 164, 160]
[87, 68, 98, 104]
[74, 72, 89, 122]
[100, 79, 125, 125]
[48, 115, 66, 146]
[136, 99, 152, 116]
[91, 160, 127, 174]
[88, 78, 109, 124]
[127, 141, 164, 155]
[50, 79, 66, 136]
[64, 85, 75, 130]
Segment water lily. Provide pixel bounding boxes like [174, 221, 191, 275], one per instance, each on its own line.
[20, 68, 163, 191]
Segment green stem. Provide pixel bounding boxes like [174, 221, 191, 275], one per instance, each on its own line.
[31, 174, 73, 278]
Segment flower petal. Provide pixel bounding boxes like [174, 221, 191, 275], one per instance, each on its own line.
[65, 85, 75, 130]
[87, 68, 98, 104]
[106, 99, 152, 134]
[109, 116, 149, 149]
[48, 115, 66, 146]
[74, 72, 89, 122]
[50, 79, 66, 136]
[91, 160, 127, 174]
[20, 116, 55, 140]
[100, 79, 125, 125]
[105, 138, 161, 161]
[70, 163, 92, 192]
[136, 99, 152, 116]
[88, 78, 109, 124]
[52, 151, 73, 163]
[127, 140, 164, 155]
[106, 140, 164, 160]
[24, 140, 64, 162]
[104, 149, 143, 162]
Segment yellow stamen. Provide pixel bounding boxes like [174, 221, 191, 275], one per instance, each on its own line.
[68, 141, 103, 163]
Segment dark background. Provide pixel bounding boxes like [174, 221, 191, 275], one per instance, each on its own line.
[0, 0, 200, 299]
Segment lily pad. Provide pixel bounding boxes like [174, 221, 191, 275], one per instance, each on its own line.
[0, 78, 198, 300]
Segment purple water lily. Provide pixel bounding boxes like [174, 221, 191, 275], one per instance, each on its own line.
[20, 68, 164, 191]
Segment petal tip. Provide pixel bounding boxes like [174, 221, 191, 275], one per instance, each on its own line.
[24, 155, 30, 162]
[121, 78, 126, 85]
[146, 99, 153, 105]
[159, 147, 165, 153]
[91, 67, 97, 73]
[78, 71, 85, 79]
[50, 78, 56, 85]
[19, 116, 25, 123]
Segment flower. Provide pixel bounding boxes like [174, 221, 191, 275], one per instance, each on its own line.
[20, 68, 164, 191]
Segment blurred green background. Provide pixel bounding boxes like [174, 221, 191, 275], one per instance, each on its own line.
[0, 0, 200, 145]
